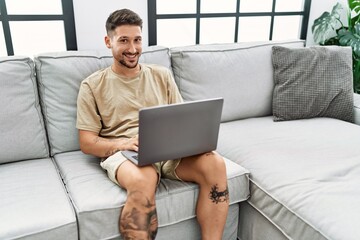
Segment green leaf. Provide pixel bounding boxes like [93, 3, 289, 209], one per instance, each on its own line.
[323, 36, 340, 45]
[349, 0, 360, 26]
[351, 14, 360, 27]
[353, 57, 360, 93]
[312, 3, 343, 44]
[348, 0, 360, 14]
[338, 24, 360, 57]
[313, 1, 360, 93]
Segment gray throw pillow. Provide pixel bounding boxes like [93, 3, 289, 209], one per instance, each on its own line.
[272, 45, 354, 122]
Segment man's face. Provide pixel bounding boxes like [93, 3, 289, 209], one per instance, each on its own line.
[106, 25, 142, 69]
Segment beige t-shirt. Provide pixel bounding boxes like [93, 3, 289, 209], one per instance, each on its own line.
[76, 64, 183, 138]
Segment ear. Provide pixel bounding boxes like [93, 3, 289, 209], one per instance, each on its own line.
[105, 36, 111, 49]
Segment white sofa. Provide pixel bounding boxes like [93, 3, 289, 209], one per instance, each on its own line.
[1, 39, 360, 240]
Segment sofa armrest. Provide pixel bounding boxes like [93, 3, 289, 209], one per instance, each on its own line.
[354, 93, 360, 125]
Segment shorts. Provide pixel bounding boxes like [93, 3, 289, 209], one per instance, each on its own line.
[100, 151, 182, 187]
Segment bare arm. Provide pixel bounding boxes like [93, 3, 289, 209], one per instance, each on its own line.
[79, 130, 138, 158]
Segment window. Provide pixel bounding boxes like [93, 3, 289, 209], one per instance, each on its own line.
[148, 0, 312, 47]
[0, 0, 77, 56]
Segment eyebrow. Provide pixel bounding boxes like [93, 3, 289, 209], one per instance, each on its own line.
[117, 36, 142, 40]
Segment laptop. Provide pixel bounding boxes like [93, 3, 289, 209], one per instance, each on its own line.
[121, 97, 224, 166]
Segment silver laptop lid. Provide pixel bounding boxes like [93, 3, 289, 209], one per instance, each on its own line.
[136, 97, 223, 166]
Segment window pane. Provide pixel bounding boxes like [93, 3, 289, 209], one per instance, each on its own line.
[157, 19, 196, 47]
[272, 16, 302, 40]
[201, 0, 236, 13]
[200, 17, 235, 44]
[10, 21, 66, 56]
[238, 17, 271, 42]
[5, 0, 62, 15]
[240, 0, 273, 12]
[276, 0, 304, 12]
[157, 0, 196, 14]
[0, 24, 7, 56]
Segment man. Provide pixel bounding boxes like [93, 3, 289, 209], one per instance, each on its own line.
[76, 9, 229, 240]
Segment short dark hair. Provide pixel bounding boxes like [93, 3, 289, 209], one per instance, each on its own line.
[106, 9, 143, 35]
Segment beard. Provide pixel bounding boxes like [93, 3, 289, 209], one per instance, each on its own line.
[118, 52, 140, 69]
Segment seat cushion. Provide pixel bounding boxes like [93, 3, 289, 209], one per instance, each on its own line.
[0, 56, 49, 163]
[0, 158, 77, 240]
[54, 151, 249, 239]
[34, 46, 172, 156]
[217, 116, 360, 240]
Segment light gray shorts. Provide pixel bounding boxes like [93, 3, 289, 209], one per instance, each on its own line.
[100, 151, 182, 187]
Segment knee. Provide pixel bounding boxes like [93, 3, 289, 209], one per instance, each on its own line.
[125, 168, 158, 194]
[197, 152, 227, 181]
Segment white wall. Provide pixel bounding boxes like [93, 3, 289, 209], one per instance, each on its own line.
[306, 0, 348, 46]
[73, 0, 348, 49]
[73, 0, 148, 50]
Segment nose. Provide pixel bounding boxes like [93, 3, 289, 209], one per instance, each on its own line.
[128, 42, 137, 53]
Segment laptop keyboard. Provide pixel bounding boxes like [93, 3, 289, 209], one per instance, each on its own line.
[132, 155, 138, 160]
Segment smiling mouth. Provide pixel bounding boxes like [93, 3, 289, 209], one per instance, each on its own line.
[123, 52, 139, 59]
[119, 52, 140, 68]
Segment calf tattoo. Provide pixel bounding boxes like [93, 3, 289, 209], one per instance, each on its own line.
[209, 184, 229, 204]
[120, 191, 158, 240]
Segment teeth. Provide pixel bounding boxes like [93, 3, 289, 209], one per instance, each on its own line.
[125, 53, 137, 58]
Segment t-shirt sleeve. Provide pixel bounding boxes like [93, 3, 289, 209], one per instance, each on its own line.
[166, 69, 183, 104]
[76, 81, 102, 133]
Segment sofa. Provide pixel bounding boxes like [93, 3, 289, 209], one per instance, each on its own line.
[0, 39, 359, 240]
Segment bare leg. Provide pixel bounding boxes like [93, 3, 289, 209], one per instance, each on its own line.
[116, 161, 159, 240]
[176, 152, 229, 240]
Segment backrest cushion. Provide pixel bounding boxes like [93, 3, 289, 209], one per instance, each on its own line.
[170, 40, 305, 122]
[0, 56, 49, 163]
[34, 46, 171, 155]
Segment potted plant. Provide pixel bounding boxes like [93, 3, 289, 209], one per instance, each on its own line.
[312, 0, 360, 93]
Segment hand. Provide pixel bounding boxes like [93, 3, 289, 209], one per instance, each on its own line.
[124, 135, 139, 152]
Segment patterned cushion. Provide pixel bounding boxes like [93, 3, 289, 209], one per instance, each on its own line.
[272, 46, 354, 122]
